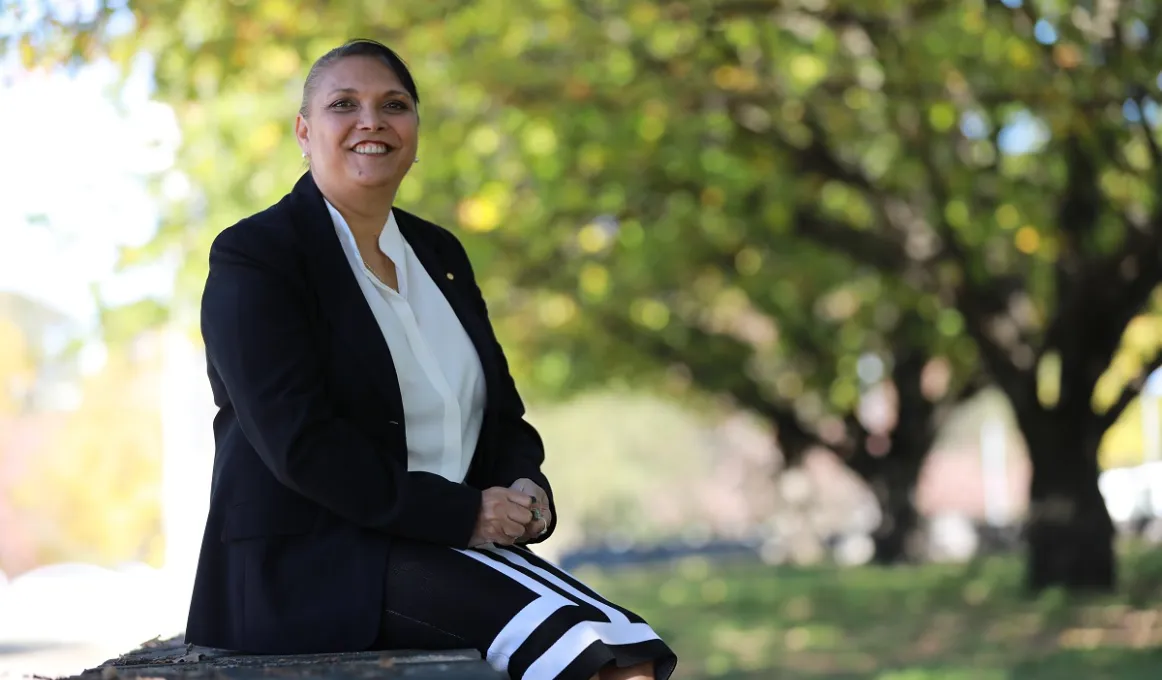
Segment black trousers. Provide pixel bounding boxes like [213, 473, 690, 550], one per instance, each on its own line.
[372, 540, 677, 680]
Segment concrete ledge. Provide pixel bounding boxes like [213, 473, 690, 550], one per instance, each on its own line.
[67, 636, 501, 680]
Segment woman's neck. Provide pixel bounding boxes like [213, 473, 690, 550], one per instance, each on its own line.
[319, 179, 397, 243]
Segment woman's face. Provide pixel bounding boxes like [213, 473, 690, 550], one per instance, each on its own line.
[295, 56, 419, 195]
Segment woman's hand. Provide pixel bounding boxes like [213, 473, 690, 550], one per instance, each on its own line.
[510, 477, 551, 543]
[469, 488, 533, 547]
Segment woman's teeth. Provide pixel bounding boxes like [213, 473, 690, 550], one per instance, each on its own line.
[353, 143, 389, 155]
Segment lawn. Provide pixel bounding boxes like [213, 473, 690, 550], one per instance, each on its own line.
[578, 544, 1162, 679]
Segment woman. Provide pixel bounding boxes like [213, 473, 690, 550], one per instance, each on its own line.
[184, 39, 676, 680]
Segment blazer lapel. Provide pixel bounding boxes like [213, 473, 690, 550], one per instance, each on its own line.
[286, 172, 405, 422]
[396, 214, 503, 407]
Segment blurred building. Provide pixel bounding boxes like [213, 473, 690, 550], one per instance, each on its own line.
[0, 291, 82, 574]
[0, 290, 82, 412]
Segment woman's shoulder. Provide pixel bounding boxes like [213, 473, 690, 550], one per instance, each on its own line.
[393, 208, 468, 256]
[209, 193, 303, 265]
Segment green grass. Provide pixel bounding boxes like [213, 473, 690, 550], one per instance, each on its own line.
[578, 544, 1162, 679]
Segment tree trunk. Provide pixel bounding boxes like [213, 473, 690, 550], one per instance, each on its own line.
[1021, 412, 1116, 592]
[844, 452, 927, 565]
[850, 344, 934, 565]
[868, 474, 921, 564]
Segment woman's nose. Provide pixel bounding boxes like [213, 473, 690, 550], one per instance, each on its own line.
[357, 107, 385, 130]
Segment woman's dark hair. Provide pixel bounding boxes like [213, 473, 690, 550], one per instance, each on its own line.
[299, 39, 420, 116]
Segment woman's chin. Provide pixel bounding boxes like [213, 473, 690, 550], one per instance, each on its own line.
[347, 167, 403, 191]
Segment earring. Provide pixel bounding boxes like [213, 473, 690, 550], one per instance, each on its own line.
[301, 152, 307, 158]
[413, 157, 420, 164]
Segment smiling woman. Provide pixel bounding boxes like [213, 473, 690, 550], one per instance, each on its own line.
[296, 45, 419, 192]
[183, 39, 676, 680]
[291, 44, 425, 293]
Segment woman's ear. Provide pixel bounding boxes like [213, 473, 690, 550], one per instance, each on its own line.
[294, 113, 310, 157]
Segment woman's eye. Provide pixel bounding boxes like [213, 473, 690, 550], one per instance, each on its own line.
[330, 100, 354, 109]
[385, 100, 408, 111]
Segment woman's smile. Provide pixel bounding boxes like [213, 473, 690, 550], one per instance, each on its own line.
[352, 141, 391, 155]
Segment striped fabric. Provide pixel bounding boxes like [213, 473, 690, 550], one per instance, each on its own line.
[378, 541, 677, 680]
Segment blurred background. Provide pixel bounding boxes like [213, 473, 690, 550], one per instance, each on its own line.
[2, 0, 1162, 678]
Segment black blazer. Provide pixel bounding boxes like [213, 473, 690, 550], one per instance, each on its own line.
[184, 172, 555, 654]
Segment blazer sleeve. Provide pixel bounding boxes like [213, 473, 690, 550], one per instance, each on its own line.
[442, 231, 557, 544]
[200, 223, 482, 548]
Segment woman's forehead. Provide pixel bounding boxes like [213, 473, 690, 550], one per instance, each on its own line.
[318, 57, 405, 93]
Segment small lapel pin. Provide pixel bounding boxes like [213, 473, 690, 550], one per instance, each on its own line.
[446, 272, 455, 280]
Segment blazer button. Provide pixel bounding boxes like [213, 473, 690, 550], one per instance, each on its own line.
[446, 272, 454, 280]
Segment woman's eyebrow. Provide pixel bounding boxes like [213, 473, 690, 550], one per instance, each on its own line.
[326, 87, 412, 99]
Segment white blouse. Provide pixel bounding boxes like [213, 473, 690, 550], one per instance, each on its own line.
[325, 201, 487, 484]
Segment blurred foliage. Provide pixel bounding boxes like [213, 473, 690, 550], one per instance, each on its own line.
[529, 391, 789, 549]
[531, 392, 721, 546]
[584, 544, 1162, 679]
[4, 0, 984, 451]
[7, 0, 1162, 577]
[10, 342, 164, 568]
[9, 0, 1158, 416]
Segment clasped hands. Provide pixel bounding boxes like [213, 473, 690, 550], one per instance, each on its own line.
[469, 477, 551, 547]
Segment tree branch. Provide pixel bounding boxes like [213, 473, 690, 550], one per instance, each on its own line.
[951, 371, 992, 405]
[1024, 207, 1162, 424]
[952, 275, 1037, 398]
[730, 82, 1131, 110]
[789, 208, 914, 272]
[1051, 134, 1102, 312]
[1100, 349, 1162, 433]
[597, 313, 826, 463]
[705, 0, 778, 20]
[904, 119, 1032, 398]
[1134, 93, 1162, 184]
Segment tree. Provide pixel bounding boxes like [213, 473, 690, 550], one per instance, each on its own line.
[12, 0, 1161, 583]
[7, 0, 985, 563]
[469, 0, 1161, 588]
[487, 246, 981, 563]
[572, 0, 1160, 589]
[743, 1, 1162, 591]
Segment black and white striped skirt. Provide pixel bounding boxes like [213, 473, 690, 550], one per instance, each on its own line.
[375, 539, 677, 680]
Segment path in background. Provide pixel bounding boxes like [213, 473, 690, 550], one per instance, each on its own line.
[0, 564, 187, 679]
[0, 643, 124, 679]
